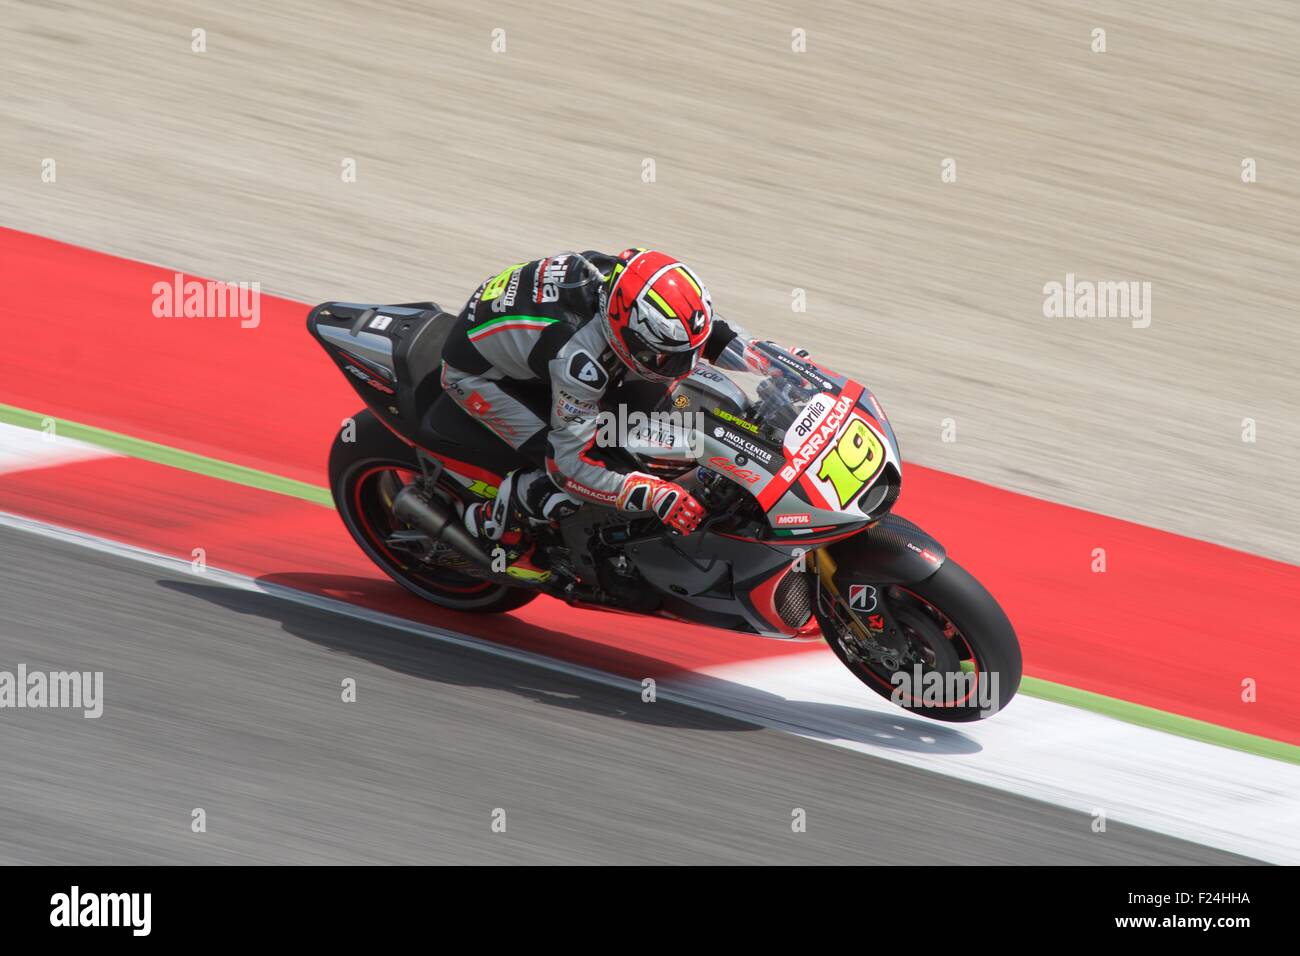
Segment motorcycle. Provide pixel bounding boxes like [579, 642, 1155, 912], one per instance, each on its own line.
[309, 299, 1021, 721]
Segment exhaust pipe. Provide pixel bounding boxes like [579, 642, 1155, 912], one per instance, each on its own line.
[391, 486, 495, 571]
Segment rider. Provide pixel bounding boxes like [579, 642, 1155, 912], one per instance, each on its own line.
[438, 248, 758, 573]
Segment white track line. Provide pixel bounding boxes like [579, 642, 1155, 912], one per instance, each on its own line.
[0, 421, 116, 474]
[1, 509, 1295, 863]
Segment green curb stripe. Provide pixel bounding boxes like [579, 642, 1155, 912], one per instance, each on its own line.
[1019, 676, 1300, 765]
[3, 402, 1298, 764]
[0, 404, 331, 506]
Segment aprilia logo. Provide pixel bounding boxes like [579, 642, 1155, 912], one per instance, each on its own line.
[793, 399, 828, 438]
[536, 255, 570, 303]
[781, 394, 853, 480]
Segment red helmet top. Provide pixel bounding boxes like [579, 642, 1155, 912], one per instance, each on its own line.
[600, 249, 713, 383]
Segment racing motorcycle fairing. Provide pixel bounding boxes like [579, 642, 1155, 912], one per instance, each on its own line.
[620, 529, 819, 637]
[310, 301, 937, 639]
[665, 340, 903, 542]
[308, 300, 450, 437]
[825, 513, 948, 586]
[310, 301, 533, 500]
[312, 296, 1022, 720]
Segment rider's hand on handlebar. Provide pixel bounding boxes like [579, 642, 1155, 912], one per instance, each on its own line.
[617, 473, 706, 535]
[742, 341, 775, 377]
[743, 341, 813, 377]
[654, 484, 706, 534]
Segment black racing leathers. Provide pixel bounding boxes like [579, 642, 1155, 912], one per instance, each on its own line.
[439, 250, 744, 506]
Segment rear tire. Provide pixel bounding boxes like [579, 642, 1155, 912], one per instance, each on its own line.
[819, 558, 1021, 721]
[329, 409, 538, 613]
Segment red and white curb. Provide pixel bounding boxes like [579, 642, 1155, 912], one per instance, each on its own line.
[0, 421, 116, 475]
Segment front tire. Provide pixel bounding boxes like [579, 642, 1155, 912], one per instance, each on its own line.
[329, 409, 537, 613]
[818, 558, 1021, 721]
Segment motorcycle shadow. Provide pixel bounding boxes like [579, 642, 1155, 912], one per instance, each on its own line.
[159, 573, 981, 753]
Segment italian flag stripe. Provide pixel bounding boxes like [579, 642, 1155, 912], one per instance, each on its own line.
[467, 314, 557, 339]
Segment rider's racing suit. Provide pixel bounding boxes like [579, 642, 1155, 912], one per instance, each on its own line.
[439, 251, 749, 528]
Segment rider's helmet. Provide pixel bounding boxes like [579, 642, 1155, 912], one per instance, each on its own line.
[599, 248, 713, 383]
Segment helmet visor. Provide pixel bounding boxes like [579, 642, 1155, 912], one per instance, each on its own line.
[636, 343, 701, 380]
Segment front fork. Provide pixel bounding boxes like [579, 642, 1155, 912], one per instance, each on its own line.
[814, 550, 907, 669]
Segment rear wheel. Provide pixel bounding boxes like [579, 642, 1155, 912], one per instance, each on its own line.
[817, 558, 1021, 721]
[329, 410, 537, 613]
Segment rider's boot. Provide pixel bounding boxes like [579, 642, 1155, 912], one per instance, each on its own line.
[464, 470, 576, 581]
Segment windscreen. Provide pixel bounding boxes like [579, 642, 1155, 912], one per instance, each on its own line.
[714, 338, 832, 438]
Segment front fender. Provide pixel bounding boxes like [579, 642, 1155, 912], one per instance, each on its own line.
[824, 513, 947, 587]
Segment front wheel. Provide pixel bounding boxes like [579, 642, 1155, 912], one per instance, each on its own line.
[817, 558, 1021, 721]
[329, 409, 537, 614]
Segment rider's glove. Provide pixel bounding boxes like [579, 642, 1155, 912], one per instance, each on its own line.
[741, 341, 774, 377]
[742, 341, 813, 377]
[617, 472, 706, 535]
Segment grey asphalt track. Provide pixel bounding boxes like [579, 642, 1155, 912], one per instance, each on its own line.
[4, 0, 1298, 561]
[0, 523, 1258, 864]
